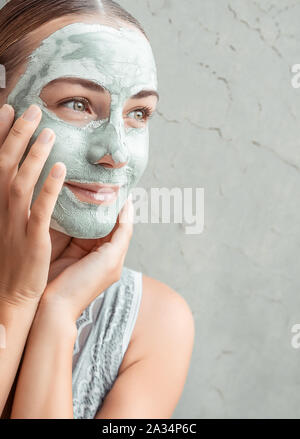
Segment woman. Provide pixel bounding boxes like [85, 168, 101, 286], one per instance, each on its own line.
[0, 0, 195, 419]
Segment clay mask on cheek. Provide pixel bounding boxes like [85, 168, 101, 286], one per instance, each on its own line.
[6, 22, 158, 239]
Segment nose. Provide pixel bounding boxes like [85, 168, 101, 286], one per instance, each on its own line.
[86, 121, 129, 165]
[95, 154, 127, 169]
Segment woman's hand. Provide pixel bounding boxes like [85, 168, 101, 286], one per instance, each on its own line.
[0, 103, 67, 307]
[41, 197, 134, 321]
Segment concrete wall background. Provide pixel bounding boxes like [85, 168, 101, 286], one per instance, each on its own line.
[120, 0, 300, 418]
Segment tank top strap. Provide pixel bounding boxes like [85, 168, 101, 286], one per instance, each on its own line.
[72, 266, 143, 419]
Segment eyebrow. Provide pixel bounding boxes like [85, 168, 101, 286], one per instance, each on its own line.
[49, 78, 106, 93]
[48, 78, 159, 101]
[131, 89, 159, 101]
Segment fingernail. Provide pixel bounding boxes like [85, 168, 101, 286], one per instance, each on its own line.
[51, 163, 65, 179]
[22, 105, 40, 122]
[0, 104, 12, 121]
[39, 128, 54, 144]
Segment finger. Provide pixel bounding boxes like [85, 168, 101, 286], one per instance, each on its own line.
[26, 162, 66, 240]
[45, 199, 134, 318]
[0, 104, 42, 184]
[0, 104, 15, 146]
[49, 228, 71, 263]
[108, 198, 134, 253]
[8, 128, 56, 233]
[69, 199, 133, 287]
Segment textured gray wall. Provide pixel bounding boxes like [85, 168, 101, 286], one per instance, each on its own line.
[120, 0, 300, 418]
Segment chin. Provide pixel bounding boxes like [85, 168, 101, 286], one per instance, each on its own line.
[50, 217, 116, 239]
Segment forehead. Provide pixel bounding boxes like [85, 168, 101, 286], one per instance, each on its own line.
[9, 22, 158, 104]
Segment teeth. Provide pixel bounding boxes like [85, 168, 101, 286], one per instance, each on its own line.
[67, 184, 118, 202]
[89, 191, 116, 201]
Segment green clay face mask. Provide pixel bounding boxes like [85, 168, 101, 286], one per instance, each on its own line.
[7, 22, 158, 238]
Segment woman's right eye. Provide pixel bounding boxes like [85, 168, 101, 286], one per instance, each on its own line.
[60, 98, 91, 113]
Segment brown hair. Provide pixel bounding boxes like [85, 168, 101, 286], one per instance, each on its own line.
[0, 0, 147, 418]
[0, 0, 148, 92]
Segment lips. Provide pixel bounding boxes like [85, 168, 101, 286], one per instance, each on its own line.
[64, 181, 124, 205]
[65, 181, 122, 193]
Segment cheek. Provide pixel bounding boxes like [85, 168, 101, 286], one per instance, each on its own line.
[126, 130, 149, 180]
[39, 111, 86, 163]
[23, 114, 86, 191]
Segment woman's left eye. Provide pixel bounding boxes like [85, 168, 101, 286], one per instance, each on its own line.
[127, 108, 152, 123]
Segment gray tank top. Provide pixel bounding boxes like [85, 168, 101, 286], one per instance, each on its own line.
[71, 266, 143, 419]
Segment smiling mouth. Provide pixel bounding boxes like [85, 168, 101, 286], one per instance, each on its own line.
[64, 181, 123, 205]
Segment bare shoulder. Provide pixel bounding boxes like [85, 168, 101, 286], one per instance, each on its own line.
[97, 275, 195, 418]
[118, 273, 195, 375]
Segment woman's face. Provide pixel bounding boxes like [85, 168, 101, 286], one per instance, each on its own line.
[5, 16, 158, 238]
